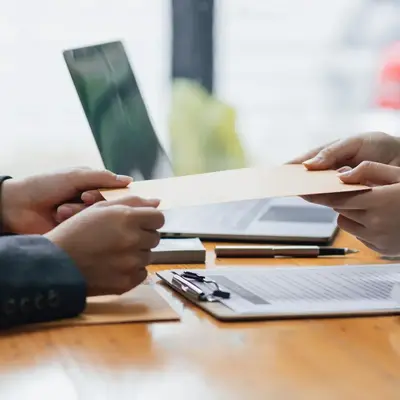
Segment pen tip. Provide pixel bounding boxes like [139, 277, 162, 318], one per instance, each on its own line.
[346, 248, 359, 254]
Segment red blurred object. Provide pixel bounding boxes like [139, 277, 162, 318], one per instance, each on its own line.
[377, 41, 400, 110]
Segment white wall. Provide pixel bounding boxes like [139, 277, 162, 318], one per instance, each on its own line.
[2, 0, 396, 178]
[214, 0, 385, 165]
[0, 0, 170, 177]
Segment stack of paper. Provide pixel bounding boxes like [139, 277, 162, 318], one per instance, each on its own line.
[151, 238, 206, 264]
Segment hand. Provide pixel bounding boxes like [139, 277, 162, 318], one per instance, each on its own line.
[45, 196, 164, 296]
[287, 132, 400, 170]
[1, 167, 132, 234]
[302, 161, 400, 256]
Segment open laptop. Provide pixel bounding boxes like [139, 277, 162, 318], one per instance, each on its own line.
[63, 40, 338, 244]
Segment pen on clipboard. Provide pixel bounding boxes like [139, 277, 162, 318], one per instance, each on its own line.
[214, 245, 359, 258]
[171, 271, 230, 301]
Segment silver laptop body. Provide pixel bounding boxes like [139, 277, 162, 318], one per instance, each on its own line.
[63, 40, 338, 244]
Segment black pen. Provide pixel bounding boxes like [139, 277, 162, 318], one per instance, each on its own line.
[214, 245, 358, 258]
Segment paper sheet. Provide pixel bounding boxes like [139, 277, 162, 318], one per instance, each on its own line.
[100, 165, 369, 210]
[164, 265, 400, 316]
[36, 284, 179, 328]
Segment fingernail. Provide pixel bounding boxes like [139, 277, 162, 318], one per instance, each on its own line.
[146, 198, 161, 206]
[57, 205, 74, 220]
[81, 192, 96, 204]
[303, 156, 324, 166]
[116, 175, 133, 183]
[337, 169, 353, 177]
[337, 166, 352, 174]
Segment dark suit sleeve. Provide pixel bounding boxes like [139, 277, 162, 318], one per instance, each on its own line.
[0, 235, 87, 329]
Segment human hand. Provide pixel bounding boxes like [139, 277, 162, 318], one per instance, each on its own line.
[287, 132, 400, 170]
[302, 161, 400, 255]
[1, 167, 132, 234]
[45, 196, 164, 296]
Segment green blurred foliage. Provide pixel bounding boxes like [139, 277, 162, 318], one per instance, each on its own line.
[169, 78, 247, 176]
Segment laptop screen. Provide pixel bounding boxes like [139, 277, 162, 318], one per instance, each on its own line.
[63, 41, 173, 181]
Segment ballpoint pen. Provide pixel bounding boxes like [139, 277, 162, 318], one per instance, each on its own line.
[171, 271, 230, 301]
[171, 272, 208, 301]
[214, 245, 359, 258]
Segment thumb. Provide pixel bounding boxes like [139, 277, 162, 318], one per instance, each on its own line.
[102, 195, 160, 208]
[68, 168, 133, 191]
[302, 137, 362, 170]
[337, 161, 400, 185]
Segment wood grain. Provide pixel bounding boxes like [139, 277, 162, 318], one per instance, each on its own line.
[0, 231, 399, 400]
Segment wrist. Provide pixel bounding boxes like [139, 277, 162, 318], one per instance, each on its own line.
[1, 178, 20, 234]
[0, 176, 13, 234]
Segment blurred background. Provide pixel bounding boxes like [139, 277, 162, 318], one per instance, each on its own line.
[1, 0, 400, 177]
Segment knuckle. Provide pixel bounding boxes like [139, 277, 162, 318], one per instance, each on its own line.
[152, 211, 165, 229]
[133, 268, 148, 286]
[359, 160, 375, 171]
[138, 268, 148, 283]
[139, 251, 152, 267]
[119, 231, 140, 249]
[151, 232, 161, 248]
[319, 142, 341, 159]
[118, 277, 134, 294]
[68, 166, 92, 177]
[115, 206, 135, 224]
[128, 269, 148, 289]
[369, 214, 384, 231]
[128, 232, 140, 247]
[131, 196, 145, 204]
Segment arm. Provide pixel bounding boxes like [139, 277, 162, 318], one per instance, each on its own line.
[0, 235, 87, 329]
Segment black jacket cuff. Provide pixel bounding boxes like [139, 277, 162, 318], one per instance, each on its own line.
[0, 235, 87, 328]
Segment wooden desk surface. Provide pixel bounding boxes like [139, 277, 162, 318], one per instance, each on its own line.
[0, 232, 399, 400]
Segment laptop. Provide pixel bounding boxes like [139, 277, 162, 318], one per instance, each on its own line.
[63, 40, 338, 244]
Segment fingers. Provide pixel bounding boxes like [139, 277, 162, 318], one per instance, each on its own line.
[336, 214, 365, 238]
[337, 161, 400, 186]
[128, 230, 160, 250]
[129, 208, 165, 230]
[81, 190, 105, 205]
[302, 190, 374, 210]
[333, 209, 366, 226]
[138, 230, 161, 249]
[286, 141, 339, 164]
[105, 195, 160, 209]
[58, 192, 152, 222]
[356, 237, 382, 254]
[67, 168, 133, 191]
[107, 255, 150, 295]
[56, 203, 87, 223]
[116, 252, 152, 274]
[90, 268, 148, 296]
[302, 137, 362, 170]
[116, 268, 148, 295]
[101, 196, 164, 229]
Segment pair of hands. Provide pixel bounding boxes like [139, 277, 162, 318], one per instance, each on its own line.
[289, 132, 400, 256]
[1, 168, 165, 296]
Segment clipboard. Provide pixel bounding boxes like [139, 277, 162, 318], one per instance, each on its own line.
[157, 270, 242, 321]
[156, 265, 400, 321]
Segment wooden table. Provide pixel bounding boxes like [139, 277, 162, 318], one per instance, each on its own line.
[0, 232, 399, 400]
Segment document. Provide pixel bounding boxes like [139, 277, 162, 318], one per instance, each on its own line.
[100, 165, 369, 210]
[167, 265, 400, 316]
[35, 283, 179, 328]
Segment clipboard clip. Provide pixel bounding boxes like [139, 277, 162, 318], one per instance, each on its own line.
[171, 271, 230, 302]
